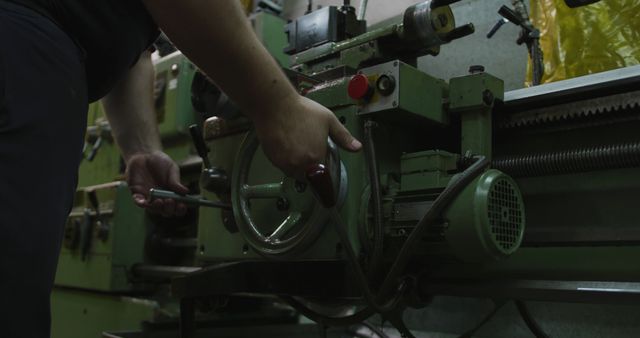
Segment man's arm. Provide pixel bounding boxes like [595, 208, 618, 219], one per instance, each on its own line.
[141, 0, 362, 178]
[102, 50, 188, 216]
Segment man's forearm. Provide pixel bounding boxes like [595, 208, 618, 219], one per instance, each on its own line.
[141, 0, 297, 121]
[102, 51, 162, 161]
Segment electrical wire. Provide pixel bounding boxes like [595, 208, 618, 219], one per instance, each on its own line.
[376, 156, 490, 300]
[516, 300, 550, 338]
[281, 296, 375, 327]
[458, 300, 507, 338]
[362, 120, 385, 282]
[360, 321, 390, 338]
[283, 156, 490, 334]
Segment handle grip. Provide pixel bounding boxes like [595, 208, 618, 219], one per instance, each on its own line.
[305, 164, 337, 208]
[498, 5, 524, 27]
[149, 189, 232, 210]
[189, 124, 212, 168]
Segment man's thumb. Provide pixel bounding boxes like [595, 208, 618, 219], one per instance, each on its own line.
[329, 117, 362, 152]
[168, 168, 190, 194]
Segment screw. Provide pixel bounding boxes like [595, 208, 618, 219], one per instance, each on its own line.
[171, 63, 180, 76]
[276, 198, 290, 211]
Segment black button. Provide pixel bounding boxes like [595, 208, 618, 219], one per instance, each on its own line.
[376, 75, 396, 96]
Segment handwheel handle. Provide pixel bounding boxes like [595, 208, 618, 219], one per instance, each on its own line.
[305, 164, 336, 208]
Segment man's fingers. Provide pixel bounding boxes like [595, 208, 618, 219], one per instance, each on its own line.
[329, 117, 362, 152]
[168, 167, 190, 194]
[175, 203, 188, 217]
[161, 198, 176, 217]
[132, 193, 148, 207]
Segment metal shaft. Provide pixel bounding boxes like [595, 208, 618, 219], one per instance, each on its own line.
[358, 0, 368, 20]
[431, 0, 461, 8]
[150, 189, 232, 209]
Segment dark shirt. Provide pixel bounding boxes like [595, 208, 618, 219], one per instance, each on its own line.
[5, 0, 159, 102]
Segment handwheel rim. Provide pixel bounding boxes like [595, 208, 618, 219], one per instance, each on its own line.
[231, 132, 345, 258]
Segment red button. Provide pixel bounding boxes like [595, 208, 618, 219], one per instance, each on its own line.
[348, 74, 372, 100]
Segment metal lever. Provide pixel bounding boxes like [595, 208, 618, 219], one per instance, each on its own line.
[86, 137, 102, 162]
[88, 190, 110, 241]
[149, 189, 232, 210]
[80, 209, 92, 261]
[305, 164, 336, 208]
[189, 124, 212, 169]
[487, 18, 509, 38]
[443, 23, 475, 42]
[257, 0, 283, 15]
[431, 0, 461, 8]
[498, 5, 524, 27]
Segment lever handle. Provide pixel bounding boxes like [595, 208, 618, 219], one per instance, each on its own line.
[498, 5, 524, 27]
[86, 137, 102, 162]
[88, 190, 109, 241]
[189, 124, 212, 168]
[80, 209, 92, 261]
[305, 164, 336, 208]
[149, 189, 232, 210]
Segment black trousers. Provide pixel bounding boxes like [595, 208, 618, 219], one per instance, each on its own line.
[0, 2, 87, 337]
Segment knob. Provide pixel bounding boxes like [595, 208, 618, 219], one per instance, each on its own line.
[305, 164, 336, 208]
[376, 75, 396, 96]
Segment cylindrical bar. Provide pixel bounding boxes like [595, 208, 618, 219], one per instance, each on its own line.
[149, 189, 232, 209]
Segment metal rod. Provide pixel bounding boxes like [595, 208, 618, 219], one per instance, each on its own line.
[443, 23, 475, 42]
[358, 0, 368, 20]
[149, 189, 232, 209]
[431, 0, 461, 9]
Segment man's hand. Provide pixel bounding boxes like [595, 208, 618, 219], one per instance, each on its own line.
[125, 151, 189, 217]
[253, 94, 362, 178]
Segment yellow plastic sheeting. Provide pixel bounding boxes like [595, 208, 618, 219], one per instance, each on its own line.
[240, 0, 254, 14]
[529, 0, 640, 85]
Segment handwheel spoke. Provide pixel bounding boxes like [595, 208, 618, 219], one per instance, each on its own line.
[267, 212, 302, 242]
[241, 183, 283, 199]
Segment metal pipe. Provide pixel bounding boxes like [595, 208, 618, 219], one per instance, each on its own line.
[149, 189, 232, 209]
[358, 0, 368, 20]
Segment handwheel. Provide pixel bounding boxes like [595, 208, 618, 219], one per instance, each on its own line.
[231, 132, 347, 258]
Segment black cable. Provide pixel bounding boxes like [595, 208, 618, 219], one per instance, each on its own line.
[360, 321, 390, 338]
[280, 296, 375, 327]
[318, 324, 328, 338]
[362, 120, 384, 282]
[458, 300, 507, 338]
[376, 156, 490, 301]
[516, 300, 550, 338]
[285, 156, 489, 335]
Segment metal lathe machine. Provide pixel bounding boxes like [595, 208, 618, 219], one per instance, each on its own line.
[52, 1, 640, 337]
